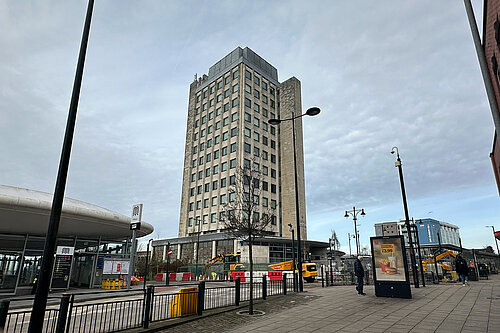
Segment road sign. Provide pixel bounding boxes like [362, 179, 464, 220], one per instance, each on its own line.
[168, 249, 173, 256]
[131, 204, 143, 222]
[130, 222, 141, 230]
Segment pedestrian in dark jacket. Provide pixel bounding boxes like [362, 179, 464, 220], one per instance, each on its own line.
[354, 256, 365, 295]
[455, 255, 469, 286]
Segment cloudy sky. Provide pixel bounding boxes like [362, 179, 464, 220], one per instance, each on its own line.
[1, 0, 499, 254]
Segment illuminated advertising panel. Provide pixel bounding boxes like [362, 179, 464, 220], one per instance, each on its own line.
[371, 235, 411, 298]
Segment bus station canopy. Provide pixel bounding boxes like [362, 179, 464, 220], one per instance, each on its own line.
[0, 185, 153, 241]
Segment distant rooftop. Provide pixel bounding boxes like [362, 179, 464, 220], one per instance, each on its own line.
[196, 47, 279, 92]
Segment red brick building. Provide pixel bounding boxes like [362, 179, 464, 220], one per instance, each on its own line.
[483, 0, 500, 195]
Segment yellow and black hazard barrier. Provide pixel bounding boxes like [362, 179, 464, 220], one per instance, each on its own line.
[101, 278, 125, 289]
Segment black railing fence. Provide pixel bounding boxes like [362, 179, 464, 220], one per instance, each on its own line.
[3, 307, 59, 333]
[320, 268, 373, 287]
[204, 286, 235, 310]
[240, 281, 262, 302]
[67, 297, 144, 333]
[0, 274, 295, 333]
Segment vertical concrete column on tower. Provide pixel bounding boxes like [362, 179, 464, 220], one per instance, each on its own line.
[212, 240, 217, 258]
[178, 80, 201, 237]
[279, 77, 307, 241]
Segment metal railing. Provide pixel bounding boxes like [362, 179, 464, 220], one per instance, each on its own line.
[204, 286, 235, 310]
[1, 274, 294, 333]
[267, 278, 285, 296]
[240, 281, 263, 302]
[4, 308, 59, 333]
[67, 297, 144, 333]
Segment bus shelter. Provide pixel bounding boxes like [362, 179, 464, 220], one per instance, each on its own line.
[0, 185, 153, 296]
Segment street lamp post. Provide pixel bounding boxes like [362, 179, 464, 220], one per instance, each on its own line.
[347, 233, 355, 257]
[486, 226, 500, 255]
[165, 242, 171, 286]
[288, 224, 297, 292]
[144, 239, 153, 290]
[413, 220, 425, 287]
[344, 207, 365, 256]
[391, 147, 419, 288]
[269, 106, 320, 292]
[328, 238, 334, 285]
[195, 219, 201, 279]
[29, 1, 94, 330]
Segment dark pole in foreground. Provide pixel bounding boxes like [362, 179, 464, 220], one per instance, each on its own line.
[29, 1, 94, 330]
[391, 147, 419, 288]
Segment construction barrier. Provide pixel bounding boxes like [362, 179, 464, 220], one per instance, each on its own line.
[268, 271, 283, 282]
[155, 272, 195, 282]
[231, 271, 245, 282]
[182, 272, 194, 281]
[170, 287, 198, 317]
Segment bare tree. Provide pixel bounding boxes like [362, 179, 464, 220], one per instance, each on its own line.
[223, 164, 276, 315]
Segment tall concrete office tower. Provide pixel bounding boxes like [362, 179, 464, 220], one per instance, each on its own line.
[178, 47, 307, 242]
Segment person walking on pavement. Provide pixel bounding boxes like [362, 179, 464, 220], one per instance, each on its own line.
[354, 255, 366, 295]
[455, 255, 469, 286]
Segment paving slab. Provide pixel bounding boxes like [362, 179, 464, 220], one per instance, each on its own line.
[122, 274, 500, 333]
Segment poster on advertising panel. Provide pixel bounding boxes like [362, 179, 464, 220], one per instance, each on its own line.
[371, 236, 408, 282]
[112, 261, 130, 274]
[103, 260, 113, 274]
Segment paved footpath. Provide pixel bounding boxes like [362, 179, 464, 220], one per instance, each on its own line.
[154, 275, 500, 333]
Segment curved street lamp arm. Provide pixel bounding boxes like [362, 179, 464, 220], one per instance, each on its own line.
[391, 146, 400, 159]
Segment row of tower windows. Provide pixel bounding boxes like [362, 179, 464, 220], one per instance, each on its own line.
[191, 153, 276, 181]
[189, 193, 277, 212]
[195, 68, 277, 106]
[188, 211, 277, 227]
[194, 94, 275, 128]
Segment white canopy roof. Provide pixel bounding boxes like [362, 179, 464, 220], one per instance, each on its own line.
[0, 185, 153, 240]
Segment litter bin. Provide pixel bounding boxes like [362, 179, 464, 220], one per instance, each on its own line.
[478, 264, 489, 279]
[468, 270, 478, 281]
[170, 287, 198, 317]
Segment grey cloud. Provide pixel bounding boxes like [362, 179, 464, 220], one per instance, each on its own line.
[0, 1, 496, 247]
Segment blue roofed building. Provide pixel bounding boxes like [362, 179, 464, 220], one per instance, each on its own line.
[374, 218, 461, 249]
